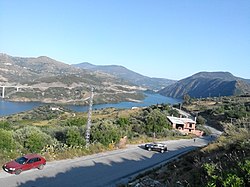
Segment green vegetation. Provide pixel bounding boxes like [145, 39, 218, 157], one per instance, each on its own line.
[0, 129, 17, 151]
[10, 86, 145, 105]
[128, 95, 250, 187]
[0, 103, 186, 165]
[4, 95, 249, 187]
[66, 127, 86, 146]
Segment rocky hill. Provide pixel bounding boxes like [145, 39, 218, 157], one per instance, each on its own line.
[0, 53, 86, 83]
[0, 53, 145, 104]
[158, 72, 250, 98]
[73, 62, 176, 91]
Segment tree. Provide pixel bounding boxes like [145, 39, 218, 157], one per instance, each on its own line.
[197, 115, 206, 125]
[66, 128, 85, 146]
[25, 132, 48, 153]
[0, 121, 12, 130]
[116, 117, 129, 128]
[0, 129, 17, 151]
[145, 109, 171, 136]
[65, 117, 87, 127]
[91, 122, 120, 146]
[14, 126, 55, 152]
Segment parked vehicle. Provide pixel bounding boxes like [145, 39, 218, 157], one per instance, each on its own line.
[2, 154, 46, 175]
[145, 142, 168, 153]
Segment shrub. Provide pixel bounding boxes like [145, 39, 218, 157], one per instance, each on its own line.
[14, 126, 55, 153]
[66, 128, 86, 146]
[222, 174, 244, 187]
[116, 117, 129, 128]
[42, 126, 68, 143]
[91, 122, 120, 146]
[0, 121, 12, 130]
[64, 117, 87, 127]
[25, 132, 48, 153]
[197, 115, 207, 125]
[145, 109, 171, 135]
[0, 129, 17, 151]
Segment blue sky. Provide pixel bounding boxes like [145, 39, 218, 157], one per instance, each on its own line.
[0, 0, 249, 80]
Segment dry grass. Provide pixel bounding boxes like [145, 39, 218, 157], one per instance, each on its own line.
[77, 107, 142, 120]
[202, 142, 221, 153]
[32, 120, 50, 126]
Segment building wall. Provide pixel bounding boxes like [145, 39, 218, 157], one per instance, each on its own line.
[171, 121, 203, 136]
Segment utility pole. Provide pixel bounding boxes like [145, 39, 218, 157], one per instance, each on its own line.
[85, 87, 94, 148]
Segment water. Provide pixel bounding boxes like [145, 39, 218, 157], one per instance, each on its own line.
[0, 100, 42, 117]
[0, 93, 182, 117]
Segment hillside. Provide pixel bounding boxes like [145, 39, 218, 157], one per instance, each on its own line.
[158, 71, 250, 99]
[0, 53, 83, 83]
[73, 62, 176, 91]
[128, 96, 250, 187]
[0, 53, 145, 104]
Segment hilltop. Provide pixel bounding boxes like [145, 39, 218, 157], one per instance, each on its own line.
[158, 71, 250, 99]
[1, 54, 250, 104]
[0, 53, 145, 104]
[73, 62, 176, 91]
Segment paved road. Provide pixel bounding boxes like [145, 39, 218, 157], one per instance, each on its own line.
[0, 136, 216, 187]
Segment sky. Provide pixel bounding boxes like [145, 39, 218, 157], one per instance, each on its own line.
[0, 0, 249, 80]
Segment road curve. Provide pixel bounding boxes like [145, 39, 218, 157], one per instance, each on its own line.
[0, 136, 215, 187]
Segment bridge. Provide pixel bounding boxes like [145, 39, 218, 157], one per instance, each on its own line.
[0, 83, 93, 99]
[0, 84, 32, 99]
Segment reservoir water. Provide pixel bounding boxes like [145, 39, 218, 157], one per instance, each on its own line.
[0, 93, 182, 117]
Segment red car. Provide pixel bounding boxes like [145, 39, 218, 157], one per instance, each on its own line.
[2, 154, 46, 175]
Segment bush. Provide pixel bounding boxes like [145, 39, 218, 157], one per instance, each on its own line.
[0, 129, 17, 151]
[66, 128, 86, 146]
[91, 122, 120, 146]
[25, 132, 48, 153]
[145, 109, 171, 135]
[0, 121, 12, 130]
[14, 126, 55, 153]
[116, 117, 129, 127]
[42, 126, 69, 143]
[64, 117, 87, 127]
[223, 174, 244, 187]
[197, 115, 207, 125]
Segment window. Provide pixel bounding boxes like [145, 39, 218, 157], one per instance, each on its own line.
[34, 158, 41, 162]
[27, 158, 41, 164]
[27, 158, 35, 164]
[15, 157, 28, 165]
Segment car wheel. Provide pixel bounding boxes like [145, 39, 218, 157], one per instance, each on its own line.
[148, 147, 151, 151]
[161, 149, 164, 153]
[15, 169, 22, 175]
[38, 164, 44, 170]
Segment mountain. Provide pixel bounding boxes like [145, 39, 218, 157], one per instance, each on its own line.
[0, 53, 84, 83]
[158, 71, 250, 98]
[73, 62, 176, 91]
[0, 53, 145, 104]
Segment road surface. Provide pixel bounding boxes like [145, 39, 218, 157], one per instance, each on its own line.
[0, 136, 216, 187]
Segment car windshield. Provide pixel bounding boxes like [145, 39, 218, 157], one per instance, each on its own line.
[15, 156, 28, 164]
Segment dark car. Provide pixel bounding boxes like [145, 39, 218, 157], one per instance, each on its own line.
[145, 142, 168, 153]
[2, 154, 46, 175]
